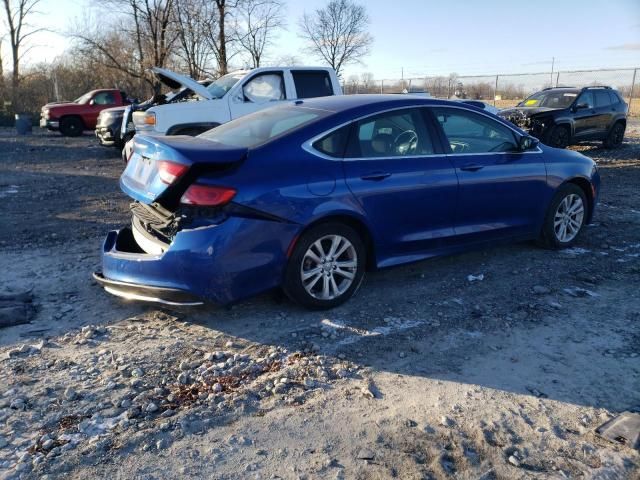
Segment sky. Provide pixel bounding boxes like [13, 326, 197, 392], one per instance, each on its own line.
[2, 0, 640, 81]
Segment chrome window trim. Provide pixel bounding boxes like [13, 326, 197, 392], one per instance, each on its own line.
[301, 103, 542, 161]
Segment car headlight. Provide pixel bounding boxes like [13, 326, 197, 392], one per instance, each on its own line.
[143, 112, 156, 126]
[132, 111, 156, 130]
[43, 109, 50, 119]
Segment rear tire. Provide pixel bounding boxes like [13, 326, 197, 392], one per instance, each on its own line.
[547, 125, 570, 148]
[283, 223, 366, 310]
[603, 122, 625, 149]
[538, 184, 588, 249]
[59, 116, 84, 137]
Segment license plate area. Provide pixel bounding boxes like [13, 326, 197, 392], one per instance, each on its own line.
[128, 153, 155, 186]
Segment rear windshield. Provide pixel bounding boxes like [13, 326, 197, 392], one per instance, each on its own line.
[199, 106, 326, 148]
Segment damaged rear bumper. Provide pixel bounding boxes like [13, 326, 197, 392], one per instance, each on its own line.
[92, 271, 203, 306]
[96, 215, 298, 306]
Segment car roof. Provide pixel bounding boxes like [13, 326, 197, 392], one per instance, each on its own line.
[293, 94, 471, 113]
[541, 87, 580, 93]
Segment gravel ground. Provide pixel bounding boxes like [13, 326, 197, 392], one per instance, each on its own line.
[0, 124, 639, 480]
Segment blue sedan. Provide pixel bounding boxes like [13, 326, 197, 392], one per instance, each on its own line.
[94, 95, 600, 309]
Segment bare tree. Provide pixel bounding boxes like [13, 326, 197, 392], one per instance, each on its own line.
[72, 0, 178, 93]
[2, 0, 43, 112]
[0, 40, 5, 110]
[173, 0, 214, 78]
[202, 0, 242, 76]
[343, 73, 359, 94]
[235, 0, 284, 68]
[360, 71, 374, 91]
[269, 54, 301, 66]
[299, 0, 372, 77]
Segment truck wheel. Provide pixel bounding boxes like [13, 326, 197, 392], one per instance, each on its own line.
[59, 117, 84, 137]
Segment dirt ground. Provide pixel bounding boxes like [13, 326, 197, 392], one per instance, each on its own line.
[0, 123, 639, 480]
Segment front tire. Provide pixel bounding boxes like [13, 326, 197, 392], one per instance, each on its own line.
[547, 125, 570, 148]
[59, 116, 84, 137]
[539, 184, 587, 249]
[283, 223, 366, 310]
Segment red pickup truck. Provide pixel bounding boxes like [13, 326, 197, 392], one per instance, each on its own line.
[40, 89, 131, 137]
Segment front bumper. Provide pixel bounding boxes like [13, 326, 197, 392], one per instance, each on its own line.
[40, 118, 59, 130]
[95, 126, 119, 147]
[97, 217, 298, 306]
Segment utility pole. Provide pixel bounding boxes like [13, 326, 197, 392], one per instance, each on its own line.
[550, 57, 555, 87]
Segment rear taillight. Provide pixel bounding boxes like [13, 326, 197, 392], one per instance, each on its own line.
[180, 184, 236, 206]
[157, 160, 188, 184]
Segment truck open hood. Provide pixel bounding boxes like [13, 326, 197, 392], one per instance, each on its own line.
[151, 67, 212, 101]
[43, 102, 77, 110]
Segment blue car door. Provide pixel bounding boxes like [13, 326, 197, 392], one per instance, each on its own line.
[341, 107, 458, 266]
[430, 106, 547, 242]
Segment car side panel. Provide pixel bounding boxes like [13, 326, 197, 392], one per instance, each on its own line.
[539, 146, 599, 222]
[449, 151, 549, 241]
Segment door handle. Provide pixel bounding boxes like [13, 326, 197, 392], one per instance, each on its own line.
[360, 172, 391, 181]
[460, 163, 484, 172]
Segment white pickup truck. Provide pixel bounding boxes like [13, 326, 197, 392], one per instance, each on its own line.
[130, 66, 342, 138]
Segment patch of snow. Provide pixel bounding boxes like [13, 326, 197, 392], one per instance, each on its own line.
[562, 247, 591, 255]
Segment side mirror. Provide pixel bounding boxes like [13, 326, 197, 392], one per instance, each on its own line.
[519, 135, 539, 151]
[89, 99, 96, 106]
[232, 92, 244, 104]
[574, 103, 589, 111]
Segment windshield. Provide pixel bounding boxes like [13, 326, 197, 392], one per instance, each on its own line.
[518, 90, 578, 109]
[73, 92, 93, 104]
[207, 73, 245, 99]
[199, 106, 326, 148]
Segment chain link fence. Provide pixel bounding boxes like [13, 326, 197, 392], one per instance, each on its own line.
[342, 67, 640, 117]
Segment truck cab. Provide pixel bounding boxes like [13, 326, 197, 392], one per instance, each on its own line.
[130, 66, 342, 138]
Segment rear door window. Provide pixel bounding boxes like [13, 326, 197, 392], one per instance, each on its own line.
[292, 71, 333, 98]
[608, 91, 620, 105]
[595, 90, 611, 108]
[432, 107, 518, 154]
[312, 126, 350, 157]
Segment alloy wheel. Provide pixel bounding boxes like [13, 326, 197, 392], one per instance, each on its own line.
[300, 234, 358, 300]
[553, 193, 584, 242]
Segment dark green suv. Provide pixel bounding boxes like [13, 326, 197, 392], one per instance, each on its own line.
[498, 86, 627, 148]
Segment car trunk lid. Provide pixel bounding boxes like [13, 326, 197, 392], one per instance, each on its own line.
[120, 135, 247, 204]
